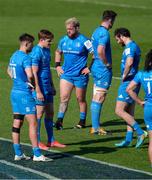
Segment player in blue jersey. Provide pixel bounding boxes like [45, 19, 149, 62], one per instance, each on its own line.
[30, 29, 66, 150]
[7, 33, 50, 161]
[127, 49, 152, 166]
[55, 17, 93, 130]
[114, 28, 147, 148]
[90, 10, 117, 135]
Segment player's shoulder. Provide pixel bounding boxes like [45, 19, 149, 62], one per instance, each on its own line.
[78, 33, 90, 42]
[31, 45, 41, 53]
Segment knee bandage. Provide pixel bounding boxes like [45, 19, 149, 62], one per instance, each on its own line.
[12, 127, 20, 133]
[13, 114, 24, 120]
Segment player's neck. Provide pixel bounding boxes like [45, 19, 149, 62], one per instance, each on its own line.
[38, 42, 44, 48]
[101, 22, 109, 30]
[19, 47, 28, 54]
[124, 38, 132, 45]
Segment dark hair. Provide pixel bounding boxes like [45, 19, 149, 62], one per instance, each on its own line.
[19, 33, 35, 42]
[38, 29, 54, 40]
[102, 10, 117, 21]
[144, 49, 152, 72]
[114, 28, 131, 38]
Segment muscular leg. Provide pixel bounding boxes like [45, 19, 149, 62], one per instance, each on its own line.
[91, 85, 107, 128]
[75, 87, 87, 127]
[115, 101, 145, 148]
[12, 115, 24, 156]
[36, 105, 45, 142]
[148, 131, 152, 166]
[56, 79, 73, 129]
[26, 114, 42, 157]
[45, 103, 54, 143]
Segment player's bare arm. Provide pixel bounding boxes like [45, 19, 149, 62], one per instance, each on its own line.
[55, 49, 64, 76]
[122, 57, 133, 81]
[32, 66, 44, 101]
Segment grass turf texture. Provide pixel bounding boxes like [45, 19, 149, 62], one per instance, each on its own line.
[0, 0, 152, 174]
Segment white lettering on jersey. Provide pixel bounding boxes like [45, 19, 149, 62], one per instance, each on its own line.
[125, 48, 131, 56]
[84, 40, 92, 50]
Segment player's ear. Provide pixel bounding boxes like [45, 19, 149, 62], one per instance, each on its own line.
[25, 42, 28, 47]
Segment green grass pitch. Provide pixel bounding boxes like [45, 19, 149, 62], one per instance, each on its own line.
[0, 0, 152, 174]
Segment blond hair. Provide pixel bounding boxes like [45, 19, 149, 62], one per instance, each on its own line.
[65, 17, 80, 28]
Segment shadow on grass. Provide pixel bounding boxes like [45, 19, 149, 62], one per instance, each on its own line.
[57, 118, 145, 132]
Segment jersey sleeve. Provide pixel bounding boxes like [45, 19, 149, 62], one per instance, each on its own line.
[57, 38, 64, 52]
[30, 48, 41, 66]
[133, 71, 142, 84]
[125, 46, 136, 59]
[23, 55, 32, 69]
[98, 31, 109, 47]
[84, 39, 93, 53]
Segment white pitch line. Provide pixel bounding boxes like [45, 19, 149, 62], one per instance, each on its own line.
[0, 160, 58, 179]
[57, 0, 152, 10]
[0, 137, 152, 177]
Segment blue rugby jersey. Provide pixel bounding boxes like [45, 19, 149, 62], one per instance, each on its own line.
[30, 45, 52, 93]
[121, 41, 141, 81]
[57, 33, 93, 77]
[8, 50, 32, 92]
[91, 26, 112, 70]
[133, 70, 152, 102]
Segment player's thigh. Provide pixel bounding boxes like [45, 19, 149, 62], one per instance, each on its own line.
[36, 105, 45, 118]
[149, 131, 152, 142]
[115, 100, 128, 113]
[92, 70, 112, 90]
[126, 103, 135, 116]
[11, 90, 36, 115]
[25, 114, 37, 126]
[60, 79, 74, 100]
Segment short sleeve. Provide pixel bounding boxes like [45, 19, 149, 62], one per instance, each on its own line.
[133, 71, 142, 84]
[30, 48, 41, 66]
[84, 39, 93, 53]
[23, 55, 32, 69]
[98, 32, 109, 47]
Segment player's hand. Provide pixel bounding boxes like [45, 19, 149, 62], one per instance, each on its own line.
[56, 66, 64, 76]
[81, 67, 90, 75]
[105, 63, 112, 70]
[37, 92, 44, 101]
[139, 101, 145, 108]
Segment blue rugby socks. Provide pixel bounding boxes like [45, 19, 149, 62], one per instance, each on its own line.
[132, 122, 144, 136]
[80, 112, 86, 123]
[44, 118, 55, 143]
[90, 101, 102, 129]
[125, 131, 133, 142]
[13, 144, 22, 156]
[33, 147, 41, 157]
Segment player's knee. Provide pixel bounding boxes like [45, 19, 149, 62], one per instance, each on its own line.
[60, 96, 69, 103]
[115, 107, 123, 117]
[93, 91, 106, 103]
[76, 95, 86, 103]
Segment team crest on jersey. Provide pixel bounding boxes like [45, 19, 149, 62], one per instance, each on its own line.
[124, 48, 131, 56]
[26, 107, 30, 112]
[63, 42, 66, 46]
[104, 82, 108, 86]
[76, 42, 81, 48]
[118, 94, 123, 98]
